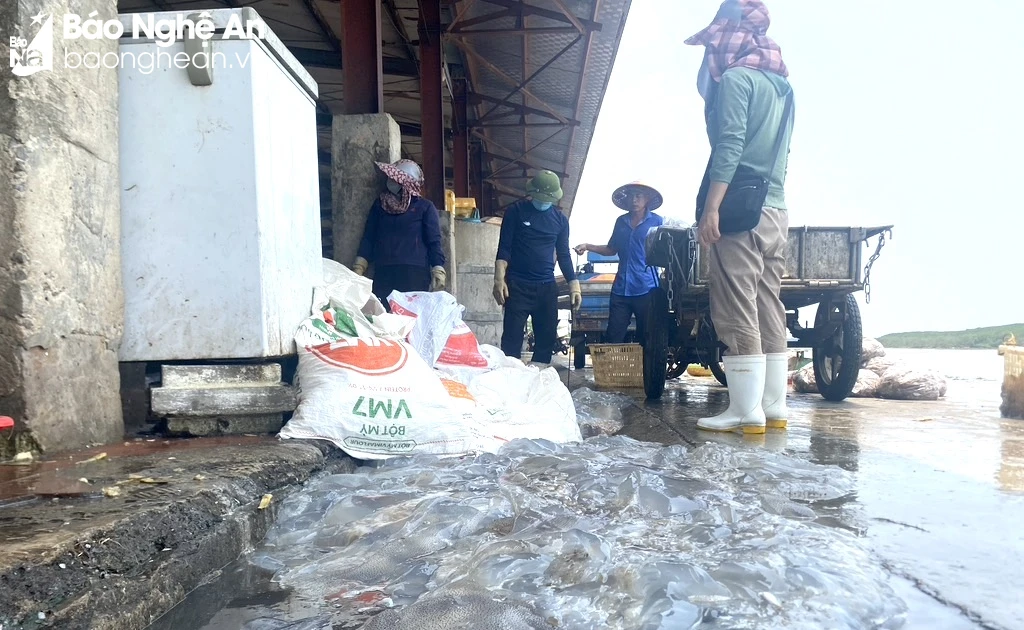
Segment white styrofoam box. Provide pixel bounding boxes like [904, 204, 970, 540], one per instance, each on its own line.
[118, 9, 321, 361]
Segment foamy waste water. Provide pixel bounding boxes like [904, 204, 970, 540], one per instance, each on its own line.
[246, 435, 907, 629]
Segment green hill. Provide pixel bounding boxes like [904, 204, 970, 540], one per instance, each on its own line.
[878, 324, 1024, 349]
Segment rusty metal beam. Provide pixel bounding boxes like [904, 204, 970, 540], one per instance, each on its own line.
[491, 181, 526, 199]
[474, 129, 567, 177]
[340, 0, 383, 113]
[290, 47, 419, 77]
[469, 92, 578, 125]
[451, 38, 567, 123]
[449, 0, 482, 32]
[472, 121, 576, 128]
[477, 33, 583, 125]
[549, 0, 586, 34]
[477, 0, 602, 32]
[483, 152, 566, 178]
[563, 0, 600, 181]
[484, 126, 570, 181]
[448, 8, 516, 31]
[453, 79, 470, 197]
[450, 26, 580, 36]
[419, 0, 445, 208]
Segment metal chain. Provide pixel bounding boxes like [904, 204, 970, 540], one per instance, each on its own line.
[664, 231, 676, 308]
[862, 229, 891, 304]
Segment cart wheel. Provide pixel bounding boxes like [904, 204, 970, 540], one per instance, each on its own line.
[708, 357, 727, 386]
[812, 294, 863, 402]
[573, 342, 587, 370]
[643, 288, 668, 399]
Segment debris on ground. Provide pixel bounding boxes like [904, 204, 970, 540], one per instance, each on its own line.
[76, 452, 108, 465]
[12, 451, 34, 463]
[876, 365, 947, 401]
[571, 387, 632, 437]
[795, 339, 947, 400]
[102, 486, 121, 498]
[851, 369, 882, 398]
[258, 494, 273, 510]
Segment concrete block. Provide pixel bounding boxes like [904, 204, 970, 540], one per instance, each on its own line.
[151, 385, 297, 418]
[161, 364, 282, 388]
[0, 0, 124, 457]
[166, 414, 285, 437]
[331, 114, 401, 268]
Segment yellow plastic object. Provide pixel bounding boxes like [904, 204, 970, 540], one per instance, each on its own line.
[453, 197, 478, 219]
[444, 189, 456, 214]
[589, 343, 644, 389]
[686, 364, 713, 377]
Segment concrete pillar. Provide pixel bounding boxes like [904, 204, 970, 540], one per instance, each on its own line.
[0, 0, 124, 458]
[331, 114, 401, 268]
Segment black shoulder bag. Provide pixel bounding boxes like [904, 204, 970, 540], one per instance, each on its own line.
[695, 89, 794, 234]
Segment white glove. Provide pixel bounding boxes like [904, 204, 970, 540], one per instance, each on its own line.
[352, 256, 368, 276]
[569, 279, 582, 312]
[493, 260, 509, 306]
[430, 266, 446, 291]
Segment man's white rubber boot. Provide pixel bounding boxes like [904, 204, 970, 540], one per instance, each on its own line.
[697, 355, 767, 434]
[762, 353, 789, 429]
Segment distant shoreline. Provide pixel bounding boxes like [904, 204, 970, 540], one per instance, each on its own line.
[878, 323, 1023, 349]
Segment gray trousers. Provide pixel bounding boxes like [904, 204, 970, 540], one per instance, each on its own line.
[709, 207, 789, 356]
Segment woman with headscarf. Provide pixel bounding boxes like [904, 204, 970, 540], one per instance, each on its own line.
[687, 0, 795, 434]
[352, 159, 446, 309]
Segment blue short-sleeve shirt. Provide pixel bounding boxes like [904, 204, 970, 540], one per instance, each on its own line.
[608, 211, 663, 297]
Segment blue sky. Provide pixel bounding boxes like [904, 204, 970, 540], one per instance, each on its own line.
[569, 0, 1024, 337]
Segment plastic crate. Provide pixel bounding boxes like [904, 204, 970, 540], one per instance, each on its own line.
[589, 343, 644, 389]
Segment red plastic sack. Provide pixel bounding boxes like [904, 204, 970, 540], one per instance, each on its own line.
[438, 321, 489, 368]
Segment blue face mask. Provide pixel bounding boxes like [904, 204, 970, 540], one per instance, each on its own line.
[532, 200, 553, 211]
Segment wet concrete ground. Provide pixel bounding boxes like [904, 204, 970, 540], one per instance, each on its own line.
[591, 370, 1024, 630]
[0, 437, 354, 629]
[4, 360, 1021, 629]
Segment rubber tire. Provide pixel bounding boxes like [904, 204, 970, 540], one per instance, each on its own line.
[643, 288, 669, 400]
[709, 358, 727, 386]
[812, 294, 863, 402]
[573, 342, 587, 370]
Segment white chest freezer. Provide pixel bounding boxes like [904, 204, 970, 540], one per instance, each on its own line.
[117, 8, 322, 361]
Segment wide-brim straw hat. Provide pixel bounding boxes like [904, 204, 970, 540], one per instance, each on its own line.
[612, 181, 663, 211]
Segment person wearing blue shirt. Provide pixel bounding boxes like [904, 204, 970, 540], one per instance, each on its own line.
[574, 181, 665, 344]
[493, 170, 582, 366]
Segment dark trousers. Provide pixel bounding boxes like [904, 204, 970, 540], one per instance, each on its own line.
[501, 278, 558, 363]
[606, 291, 653, 344]
[372, 264, 431, 312]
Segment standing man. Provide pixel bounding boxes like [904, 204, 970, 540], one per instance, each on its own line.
[574, 181, 664, 344]
[493, 170, 582, 366]
[687, 0, 795, 434]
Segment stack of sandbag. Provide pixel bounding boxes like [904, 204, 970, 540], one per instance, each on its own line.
[793, 338, 947, 401]
[279, 260, 581, 460]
